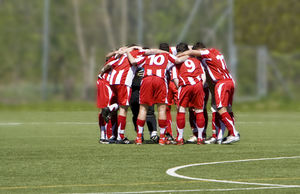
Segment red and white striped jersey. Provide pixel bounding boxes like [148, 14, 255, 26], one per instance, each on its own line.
[136, 53, 176, 81]
[109, 49, 143, 87]
[98, 56, 119, 84]
[174, 57, 205, 87]
[198, 48, 233, 82]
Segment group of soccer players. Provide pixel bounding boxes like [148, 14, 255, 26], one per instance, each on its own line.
[96, 42, 240, 145]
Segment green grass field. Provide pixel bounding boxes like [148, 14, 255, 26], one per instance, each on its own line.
[0, 110, 300, 194]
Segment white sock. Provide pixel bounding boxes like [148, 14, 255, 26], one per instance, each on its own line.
[197, 127, 204, 139]
[177, 128, 184, 140]
[100, 125, 106, 139]
[160, 127, 166, 137]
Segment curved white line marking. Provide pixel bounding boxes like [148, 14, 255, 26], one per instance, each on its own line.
[166, 156, 300, 188]
[71, 186, 297, 194]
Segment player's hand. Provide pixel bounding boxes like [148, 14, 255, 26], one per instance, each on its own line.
[137, 69, 144, 77]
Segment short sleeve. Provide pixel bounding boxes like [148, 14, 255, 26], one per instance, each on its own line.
[168, 54, 176, 64]
[136, 55, 146, 66]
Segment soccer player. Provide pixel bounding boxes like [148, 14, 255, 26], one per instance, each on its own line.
[178, 42, 240, 144]
[173, 43, 206, 145]
[100, 45, 144, 144]
[97, 55, 120, 144]
[130, 66, 159, 143]
[126, 43, 188, 145]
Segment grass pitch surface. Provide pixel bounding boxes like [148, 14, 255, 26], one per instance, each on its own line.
[0, 110, 300, 194]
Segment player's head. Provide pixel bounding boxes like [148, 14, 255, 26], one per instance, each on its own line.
[159, 43, 170, 52]
[192, 42, 206, 50]
[176, 42, 189, 53]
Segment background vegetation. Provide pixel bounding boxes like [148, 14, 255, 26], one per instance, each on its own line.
[0, 0, 299, 109]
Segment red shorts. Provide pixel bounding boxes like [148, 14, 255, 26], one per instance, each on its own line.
[110, 84, 132, 106]
[167, 81, 178, 106]
[96, 79, 114, 108]
[140, 76, 168, 106]
[178, 82, 205, 109]
[214, 79, 235, 108]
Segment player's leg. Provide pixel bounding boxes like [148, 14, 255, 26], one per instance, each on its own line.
[205, 105, 218, 144]
[129, 94, 140, 133]
[202, 86, 210, 139]
[116, 105, 130, 144]
[97, 79, 111, 144]
[109, 111, 118, 140]
[98, 109, 109, 144]
[136, 104, 149, 144]
[191, 82, 206, 145]
[146, 105, 158, 143]
[166, 105, 173, 137]
[187, 108, 198, 143]
[157, 103, 168, 145]
[165, 105, 176, 144]
[113, 85, 132, 144]
[194, 108, 205, 144]
[176, 106, 186, 145]
[215, 80, 239, 144]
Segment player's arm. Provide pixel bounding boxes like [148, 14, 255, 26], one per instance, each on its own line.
[177, 50, 203, 58]
[173, 78, 179, 88]
[201, 72, 206, 86]
[143, 49, 168, 55]
[100, 58, 119, 76]
[105, 50, 117, 59]
[117, 46, 143, 55]
[100, 64, 111, 77]
[169, 66, 179, 88]
[126, 50, 138, 66]
[174, 55, 189, 64]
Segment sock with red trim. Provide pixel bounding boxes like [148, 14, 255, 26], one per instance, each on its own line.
[136, 119, 145, 139]
[176, 112, 185, 140]
[220, 112, 238, 136]
[117, 115, 126, 140]
[99, 113, 106, 139]
[158, 119, 168, 140]
[196, 112, 205, 139]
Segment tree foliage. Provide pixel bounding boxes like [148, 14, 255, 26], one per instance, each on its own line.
[0, 0, 299, 102]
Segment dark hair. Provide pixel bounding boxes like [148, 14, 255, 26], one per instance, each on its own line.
[192, 42, 206, 50]
[176, 42, 189, 53]
[159, 43, 170, 52]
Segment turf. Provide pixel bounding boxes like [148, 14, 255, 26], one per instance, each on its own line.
[0, 110, 300, 194]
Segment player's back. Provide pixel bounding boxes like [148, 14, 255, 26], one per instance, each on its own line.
[176, 57, 204, 86]
[110, 50, 142, 86]
[99, 55, 119, 83]
[141, 52, 175, 79]
[200, 48, 232, 82]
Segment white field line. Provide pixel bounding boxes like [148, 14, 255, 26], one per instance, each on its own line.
[70, 186, 298, 194]
[0, 122, 22, 126]
[71, 156, 300, 194]
[166, 156, 300, 188]
[0, 122, 96, 125]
